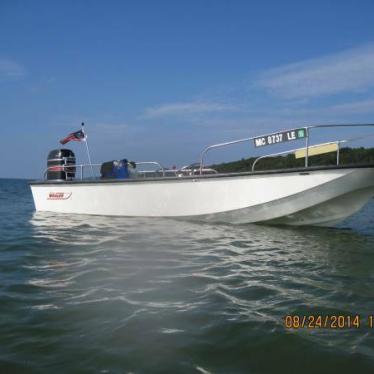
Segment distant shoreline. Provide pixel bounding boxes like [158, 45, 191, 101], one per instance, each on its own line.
[212, 146, 374, 173]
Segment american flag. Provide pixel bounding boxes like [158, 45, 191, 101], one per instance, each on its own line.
[59, 129, 86, 145]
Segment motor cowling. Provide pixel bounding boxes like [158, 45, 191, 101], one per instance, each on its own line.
[47, 149, 76, 180]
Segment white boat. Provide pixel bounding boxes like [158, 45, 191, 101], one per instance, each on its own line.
[30, 124, 374, 227]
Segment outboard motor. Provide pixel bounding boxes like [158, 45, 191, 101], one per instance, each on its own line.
[47, 149, 76, 180]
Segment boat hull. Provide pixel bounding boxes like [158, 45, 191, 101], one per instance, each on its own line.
[30, 166, 374, 227]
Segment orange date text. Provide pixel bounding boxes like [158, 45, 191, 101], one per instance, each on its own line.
[284, 315, 361, 329]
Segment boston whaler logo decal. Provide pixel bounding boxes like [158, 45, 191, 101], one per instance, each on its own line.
[47, 192, 72, 200]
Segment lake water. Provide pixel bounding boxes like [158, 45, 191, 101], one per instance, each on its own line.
[1, 178, 374, 373]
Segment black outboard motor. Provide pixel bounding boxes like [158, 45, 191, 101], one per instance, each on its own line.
[47, 149, 76, 180]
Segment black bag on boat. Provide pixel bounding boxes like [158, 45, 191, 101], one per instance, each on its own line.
[100, 160, 131, 179]
[100, 161, 115, 178]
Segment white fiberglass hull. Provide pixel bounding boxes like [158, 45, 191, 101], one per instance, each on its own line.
[30, 166, 374, 227]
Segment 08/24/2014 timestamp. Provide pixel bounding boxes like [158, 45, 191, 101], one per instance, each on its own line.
[284, 315, 374, 329]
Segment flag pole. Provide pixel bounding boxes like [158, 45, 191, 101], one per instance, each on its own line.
[81, 122, 94, 177]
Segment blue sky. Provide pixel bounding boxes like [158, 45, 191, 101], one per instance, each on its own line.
[1, 0, 374, 178]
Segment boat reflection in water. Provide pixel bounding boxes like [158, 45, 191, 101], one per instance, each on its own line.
[27, 206, 374, 371]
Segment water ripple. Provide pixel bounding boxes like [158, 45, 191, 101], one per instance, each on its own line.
[1, 180, 374, 372]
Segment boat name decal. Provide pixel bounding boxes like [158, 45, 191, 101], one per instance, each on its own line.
[254, 128, 307, 147]
[47, 192, 72, 200]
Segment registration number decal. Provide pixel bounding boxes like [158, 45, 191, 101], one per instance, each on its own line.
[254, 128, 307, 147]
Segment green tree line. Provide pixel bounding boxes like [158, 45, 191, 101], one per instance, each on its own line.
[211, 147, 374, 173]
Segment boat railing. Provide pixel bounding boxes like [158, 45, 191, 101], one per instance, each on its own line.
[135, 161, 170, 178]
[135, 161, 166, 176]
[128, 162, 217, 177]
[251, 140, 345, 172]
[43, 163, 100, 180]
[43, 161, 218, 180]
[199, 124, 374, 174]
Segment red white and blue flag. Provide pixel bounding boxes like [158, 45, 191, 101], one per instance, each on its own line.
[59, 129, 86, 145]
